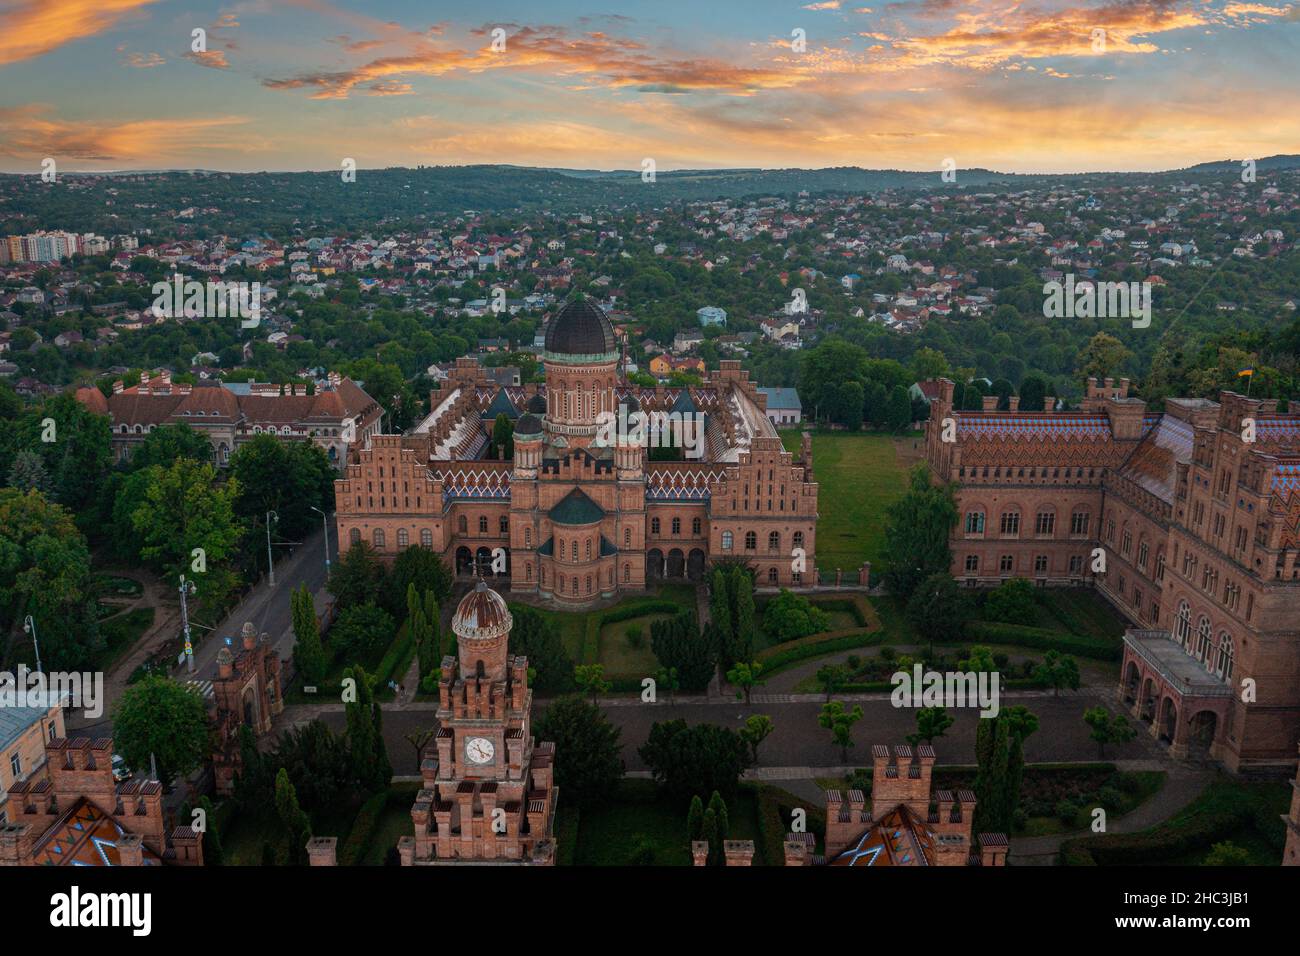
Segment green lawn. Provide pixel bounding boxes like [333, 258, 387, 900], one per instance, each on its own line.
[567, 779, 764, 866]
[598, 613, 673, 679]
[779, 430, 913, 574]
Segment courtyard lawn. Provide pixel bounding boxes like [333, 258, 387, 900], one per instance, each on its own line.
[566, 779, 764, 866]
[779, 430, 913, 575]
[598, 612, 674, 679]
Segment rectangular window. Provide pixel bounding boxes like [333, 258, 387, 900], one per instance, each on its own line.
[1069, 555, 1083, 574]
[9, 753, 20, 778]
[964, 554, 979, 573]
[1034, 554, 1048, 574]
[1000, 554, 1014, 573]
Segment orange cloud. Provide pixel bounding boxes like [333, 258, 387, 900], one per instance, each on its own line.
[0, 0, 161, 65]
[264, 23, 805, 99]
[0, 105, 255, 163]
[187, 50, 231, 69]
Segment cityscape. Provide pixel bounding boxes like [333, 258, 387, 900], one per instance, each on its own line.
[0, 0, 1296, 935]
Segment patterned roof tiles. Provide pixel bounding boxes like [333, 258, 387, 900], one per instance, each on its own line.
[957, 413, 1112, 441]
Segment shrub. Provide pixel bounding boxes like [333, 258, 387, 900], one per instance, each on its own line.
[328, 603, 395, 663]
[983, 577, 1038, 625]
[625, 625, 644, 649]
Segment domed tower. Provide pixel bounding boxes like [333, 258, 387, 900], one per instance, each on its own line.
[542, 297, 619, 447]
[451, 578, 513, 682]
[513, 412, 543, 478]
[615, 391, 644, 479]
[405, 577, 558, 866]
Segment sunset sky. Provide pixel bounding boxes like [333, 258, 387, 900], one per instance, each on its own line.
[0, 0, 1297, 174]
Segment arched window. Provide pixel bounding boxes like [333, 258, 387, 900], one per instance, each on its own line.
[500, 515, 509, 534]
[373, 528, 386, 549]
[349, 528, 361, 545]
[586, 575, 593, 595]
[793, 531, 804, 550]
[1195, 616, 1211, 661]
[1175, 601, 1191, 647]
[526, 563, 532, 581]
[525, 527, 532, 547]
[586, 539, 592, 560]
[572, 541, 578, 561]
[768, 531, 780, 552]
[623, 563, 630, 583]
[721, 531, 733, 551]
[692, 517, 701, 535]
[397, 528, 409, 548]
[745, 531, 757, 551]
[458, 515, 468, 534]
[624, 528, 631, 548]
[478, 515, 488, 533]
[1216, 634, 1234, 682]
[651, 517, 661, 535]
[672, 517, 681, 535]
[768, 567, 778, 583]
[420, 528, 433, 548]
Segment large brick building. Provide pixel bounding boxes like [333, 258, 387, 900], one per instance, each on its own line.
[335, 299, 820, 606]
[76, 370, 383, 469]
[926, 377, 1300, 773]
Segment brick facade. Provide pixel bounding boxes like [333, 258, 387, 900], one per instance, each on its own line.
[927, 378, 1300, 773]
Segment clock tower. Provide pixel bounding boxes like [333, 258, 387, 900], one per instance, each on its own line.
[398, 578, 558, 865]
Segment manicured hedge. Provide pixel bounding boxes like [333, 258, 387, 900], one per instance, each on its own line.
[750, 782, 826, 867]
[833, 675, 1048, 694]
[804, 593, 875, 628]
[1058, 779, 1283, 865]
[756, 628, 885, 672]
[375, 622, 415, 687]
[964, 621, 1120, 660]
[338, 790, 393, 867]
[583, 599, 682, 664]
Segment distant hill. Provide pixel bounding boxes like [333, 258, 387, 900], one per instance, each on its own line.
[1, 156, 1297, 236]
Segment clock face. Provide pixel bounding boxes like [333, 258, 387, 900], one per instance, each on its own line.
[465, 736, 495, 765]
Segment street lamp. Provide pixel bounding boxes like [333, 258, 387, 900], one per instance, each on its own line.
[265, 510, 279, 587]
[178, 576, 198, 674]
[23, 614, 42, 675]
[311, 505, 332, 577]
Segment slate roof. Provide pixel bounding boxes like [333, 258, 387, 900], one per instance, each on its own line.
[548, 488, 604, 525]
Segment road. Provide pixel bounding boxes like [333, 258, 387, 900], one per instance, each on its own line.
[186, 525, 333, 681]
[294, 687, 1155, 777]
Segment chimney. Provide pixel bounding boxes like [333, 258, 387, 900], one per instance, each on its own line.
[691, 840, 709, 866]
[241, 621, 257, 651]
[1007, 396, 1020, 412]
[783, 832, 814, 867]
[0, 823, 36, 866]
[724, 840, 755, 867]
[1043, 396, 1055, 412]
[981, 395, 998, 412]
[113, 379, 124, 394]
[307, 836, 338, 867]
[112, 833, 143, 866]
[170, 827, 203, 866]
[979, 833, 1009, 867]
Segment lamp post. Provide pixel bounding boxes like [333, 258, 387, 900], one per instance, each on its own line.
[265, 510, 278, 587]
[179, 576, 197, 674]
[311, 505, 331, 577]
[23, 614, 42, 675]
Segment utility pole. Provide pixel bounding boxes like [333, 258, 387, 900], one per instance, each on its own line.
[311, 505, 331, 577]
[266, 510, 278, 587]
[179, 576, 197, 674]
[23, 614, 42, 675]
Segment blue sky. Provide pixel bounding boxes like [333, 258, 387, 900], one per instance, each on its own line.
[1, 0, 1297, 173]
